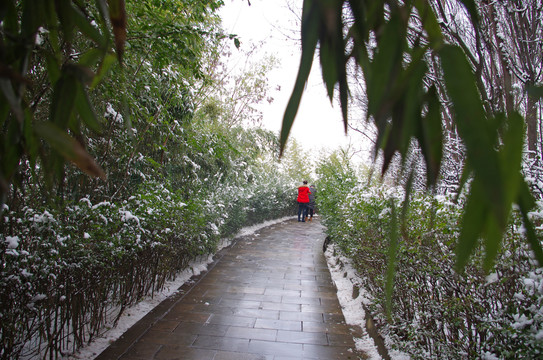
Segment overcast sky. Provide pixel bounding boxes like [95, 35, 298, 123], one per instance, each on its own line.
[219, 0, 359, 153]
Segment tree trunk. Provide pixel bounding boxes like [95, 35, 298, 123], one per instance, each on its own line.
[526, 90, 539, 158]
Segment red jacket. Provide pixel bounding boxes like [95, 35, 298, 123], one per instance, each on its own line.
[297, 186, 311, 203]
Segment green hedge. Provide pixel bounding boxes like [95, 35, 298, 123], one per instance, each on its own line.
[0, 177, 294, 359]
[316, 158, 543, 359]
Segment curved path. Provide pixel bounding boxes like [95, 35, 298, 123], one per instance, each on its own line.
[96, 218, 368, 360]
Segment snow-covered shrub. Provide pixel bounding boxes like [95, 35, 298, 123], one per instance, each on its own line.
[0, 135, 298, 359]
[316, 156, 543, 359]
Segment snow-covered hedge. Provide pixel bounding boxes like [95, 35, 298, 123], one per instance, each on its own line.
[0, 174, 295, 359]
[316, 158, 543, 359]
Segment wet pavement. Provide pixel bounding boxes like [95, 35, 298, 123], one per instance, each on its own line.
[96, 218, 367, 360]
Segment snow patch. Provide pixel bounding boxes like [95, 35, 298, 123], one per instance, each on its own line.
[5, 235, 19, 249]
[325, 244, 382, 360]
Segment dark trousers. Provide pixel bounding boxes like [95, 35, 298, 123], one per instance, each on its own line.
[297, 202, 308, 221]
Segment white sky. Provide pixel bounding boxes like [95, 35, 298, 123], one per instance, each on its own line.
[219, 0, 357, 152]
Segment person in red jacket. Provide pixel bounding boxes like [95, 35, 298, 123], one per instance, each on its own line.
[297, 180, 311, 222]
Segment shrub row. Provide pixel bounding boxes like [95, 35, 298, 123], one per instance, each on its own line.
[0, 178, 295, 359]
[316, 159, 543, 359]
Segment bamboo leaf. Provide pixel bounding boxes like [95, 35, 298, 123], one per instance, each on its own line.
[43, 0, 61, 56]
[367, 10, 405, 124]
[527, 85, 543, 99]
[55, 0, 75, 43]
[72, 5, 106, 47]
[414, 0, 443, 48]
[21, 0, 45, 37]
[91, 52, 117, 89]
[455, 179, 487, 272]
[45, 53, 61, 84]
[1, 1, 18, 34]
[399, 52, 427, 156]
[339, 71, 349, 132]
[107, 0, 127, 62]
[75, 82, 101, 133]
[280, 0, 319, 155]
[50, 73, 78, 129]
[0, 79, 24, 124]
[440, 45, 504, 220]
[319, 40, 338, 101]
[482, 209, 502, 271]
[23, 109, 38, 166]
[500, 112, 524, 206]
[457, 0, 479, 24]
[35, 122, 106, 180]
[417, 86, 443, 186]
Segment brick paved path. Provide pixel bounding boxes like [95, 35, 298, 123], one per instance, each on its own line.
[96, 218, 367, 359]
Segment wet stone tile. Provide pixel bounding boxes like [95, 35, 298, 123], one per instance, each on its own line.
[154, 345, 216, 360]
[254, 318, 302, 332]
[191, 334, 250, 353]
[276, 330, 329, 345]
[247, 339, 303, 357]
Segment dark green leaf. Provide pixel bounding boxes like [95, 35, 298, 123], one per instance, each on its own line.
[21, 0, 45, 37]
[44, 0, 61, 56]
[35, 122, 106, 180]
[281, 0, 319, 155]
[78, 48, 104, 68]
[399, 52, 427, 155]
[50, 73, 78, 129]
[440, 45, 504, 221]
[1, 0, 18, 34]
[319, 40, 338, 101]
[500, 112, 524, 206]
[55, 0, 75, 43]
[457, 0, 479, 24]
[414, 0, 443, 49]
[75, 82, 101, 133]
[527, 85, 543, 99]
[23, 109, 38, 166]
[482, 210, 502, 271]
[90, 52, 117, 89]
[417, 86, 443, 186]
[367, 10, 405, 124]
[0, 79, 24, 124]
[455, 179, 486, 272]
[72, 5, 106, 47]
[45, 53, 61, 84]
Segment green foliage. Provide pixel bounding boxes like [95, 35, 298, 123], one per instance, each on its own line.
[0, 126, 298, 358]
[0, 0, 127, 200]
[281, 0, 542, 271]
[317, 155, 543, 358]
[0, 1, 302, 358]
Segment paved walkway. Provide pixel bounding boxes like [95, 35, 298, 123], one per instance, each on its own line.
[96, 218, 367, 360]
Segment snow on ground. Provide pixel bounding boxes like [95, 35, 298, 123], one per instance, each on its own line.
[325, 243, 411, 360]
[66, 216, 295, 360]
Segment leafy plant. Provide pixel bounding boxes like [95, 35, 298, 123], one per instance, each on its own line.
[0, 0, 128, 202]
[281, 0, 542, 271]
[316, 155, 543, 358]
